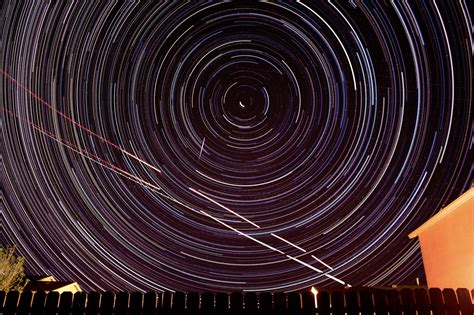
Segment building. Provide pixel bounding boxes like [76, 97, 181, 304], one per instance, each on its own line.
[409, 187, 474, 289]
[24, 275, 82, 293]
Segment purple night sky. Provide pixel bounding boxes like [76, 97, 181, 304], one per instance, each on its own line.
[1, 1, 471, 292]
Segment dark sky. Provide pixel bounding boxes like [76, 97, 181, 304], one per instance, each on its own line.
[1, 1, 471, 292]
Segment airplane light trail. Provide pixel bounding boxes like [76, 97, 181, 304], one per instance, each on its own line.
[189, 187, 261, 228]
[271, 233, 307, 253]
[0, 69, 161, 174]
[4, 102, 348, 286]
[312, 255, 334, 271]
[199, 137, 205, 160]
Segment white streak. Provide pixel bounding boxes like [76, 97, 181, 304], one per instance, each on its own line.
[271, 233, 307, 253]
[190, 188, 260, 228]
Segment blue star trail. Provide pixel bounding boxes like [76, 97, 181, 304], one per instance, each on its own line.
[1, 1, 471, 292]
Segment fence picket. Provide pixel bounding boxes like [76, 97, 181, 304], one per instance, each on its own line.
[456, 288, 473, 315]
[58, 291, 73, 315]
[373, 290, 388, 315]
[173, 291, 186, 315]
[442, 289, 460, 315]
[162, 291, 172, 312]
[259, 292, 273, 314]
[287, 292, 301, 315]
[17, 290, 33, 315]
[4, 291, 20, 315]
[1, 286, 472, 314]
[143, 292, 157, 315]
[386, 290, 401, 315]
[244, 292, 258, 315]
[400, 288, 416, 315]
[31, 291, 47, 315]
[187, 292, 200, 314]
[71, 292, 86, 315]
[129, 292, 142, 314]
[114, 292, 129, 315]
[230, 292, 243, 315]
[273, 292, 286, 315]
[429, 288, 445, 315]
[45, 291, 60, 315]
[414, 289, 430, 315]
[0, 291, 5, 313]
[201, 292, 214, 315]
[216, 292, 229, 313]
[330, 291, 345, 315]
[301, 291, 314, 315]
[359, 290, 373, 315]
[344, 290, 358, 315]
[316, 291, 330, 315]
[85, 291, 100, 315]
[100, 291, 115, 314]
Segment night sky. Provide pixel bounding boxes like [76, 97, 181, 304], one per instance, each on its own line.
[1, 1, 471, 292]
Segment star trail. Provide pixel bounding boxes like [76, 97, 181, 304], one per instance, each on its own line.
[1, 1, 471, 292]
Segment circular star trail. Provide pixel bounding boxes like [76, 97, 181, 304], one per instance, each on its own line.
[1, 2, 471, 292]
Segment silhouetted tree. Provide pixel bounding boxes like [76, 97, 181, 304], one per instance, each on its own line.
[0, 245, 27, 291]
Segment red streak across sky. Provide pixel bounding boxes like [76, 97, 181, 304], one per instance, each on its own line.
[0, 69, 161, 174]
[1, 105, 163, 192]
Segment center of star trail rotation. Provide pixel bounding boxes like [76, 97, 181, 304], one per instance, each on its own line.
[1, 1, 471, 292]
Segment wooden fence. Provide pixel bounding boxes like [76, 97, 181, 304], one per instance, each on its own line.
[0, 287, 472, 314]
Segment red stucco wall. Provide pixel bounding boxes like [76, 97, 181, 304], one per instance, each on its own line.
[417, 196, 474, 289]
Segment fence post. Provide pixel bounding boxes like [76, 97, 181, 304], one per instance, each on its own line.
[287, 292, 301, 315]
[400, 289, 416, 315]
[442, 289, 460, 315]
[244, 292, 258, 315]
[173, 291, 186, 315]
[100, 291, 114, 315]
[3, 291, 20, 315]
[72, 291, 86, 315]
[414, 289, 430, 315]
[161, 291, 172, 314]
[316, 291, 330, 315]
[428, 288, 445, 315]
[331, 291, 345, 315]
[373, 290, 388, 315]
[344, 290, 358, 315]
[31, 291, 47, 315]
[359, 290, 373, 315]
[129, 292, 142, 314]
[0, 291, 5, 314]
[114, 292, 129, 315]
[186, 292, 200, 315]
[216, 292, 229, 314]
[17, 291, 33, 315]
[45, 291, 60, 315]
[386, 290, 401, 315]
[86, 292, 101, 315]
[456, 288, 473, 315]
[229, 292, 243, 315]
[273, 292, 286, 315]
[259, 292, 273, 315]
[301, 291, 315, 315]
[201, 292, 215, 315]
[143, 292, 157, 315]
[58, 291, 73, 315]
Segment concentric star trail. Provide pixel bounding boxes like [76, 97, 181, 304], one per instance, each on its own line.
[1, 1, 471, 292]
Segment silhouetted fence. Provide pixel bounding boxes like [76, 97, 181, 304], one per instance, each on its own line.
[0, 287, 472, 314]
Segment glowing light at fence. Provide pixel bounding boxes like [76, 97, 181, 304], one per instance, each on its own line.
[311, 286, 318, 308]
